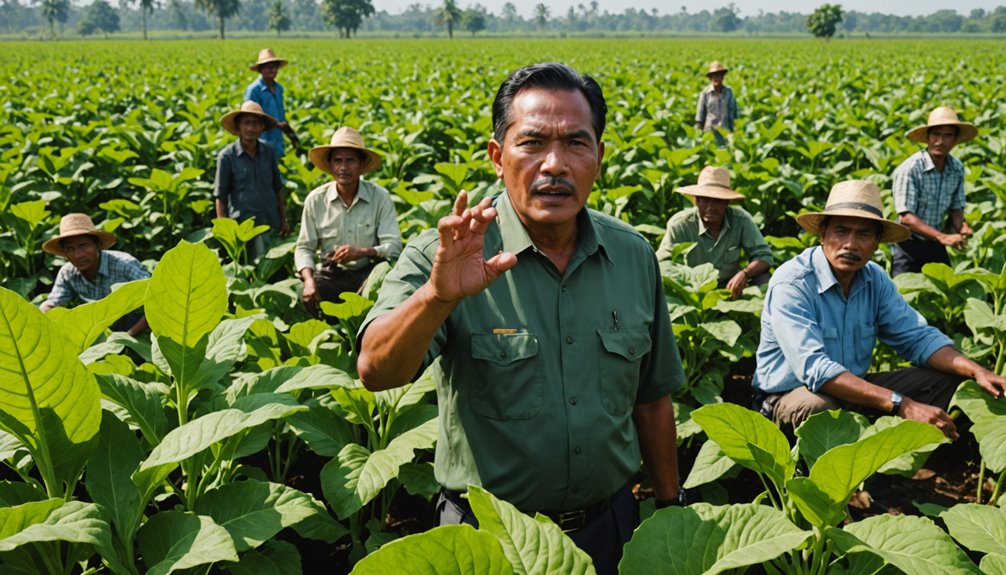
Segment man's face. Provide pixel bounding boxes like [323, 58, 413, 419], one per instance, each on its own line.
[238, 115, 265, 144]
[61, 235, 101, 276]
[328, 148, 364, 188]
[819, 216, 881, 277]
[488, 88, 603, 230]
[258, 62, 280, 83]
[707, 71, 726, 88]
[695, 196, 728, 228]
[927, 125, 958, 160]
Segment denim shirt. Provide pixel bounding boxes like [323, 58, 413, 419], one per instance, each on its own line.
[244, 77, 286, 157]
[754, 246, 951, 394]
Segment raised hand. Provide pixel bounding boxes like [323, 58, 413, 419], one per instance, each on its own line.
[429, 190, 517, 303]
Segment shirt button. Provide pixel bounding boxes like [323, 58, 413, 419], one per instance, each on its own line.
[572, 487, 580, 494]
[569, 397, 577, 405]
[574, 447, 582, 454]
[561, 283, 568, 292]
[499, 350, 507, 359]
[629, 348, 636, 356]
[566, 336, 574, 344]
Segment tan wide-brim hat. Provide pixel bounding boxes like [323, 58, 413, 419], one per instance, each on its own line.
[309, 127, 383, 175]
[796, 180, 910, 244]
[220, 101, 278, 136]
[42, 213, 116, 256]
[249, 48, 288, 71]
[706, 61, 729, 76]
[677, 166, 745, 201]
[906, 106, 978, 144]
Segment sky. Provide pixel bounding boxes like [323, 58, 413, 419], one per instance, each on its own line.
[371, 0, 1001, 18]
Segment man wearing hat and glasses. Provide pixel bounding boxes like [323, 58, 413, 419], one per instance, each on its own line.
[244, 48, 298, 159]
[215, 100, 290, 262]
[294, 127, 402, 315]
[753, 181, 1005, 438]
[695, 61, 738, 145]
[39, 213, 151, 337]
[656, 166, 772, 299]
[890, 106, 978, 276]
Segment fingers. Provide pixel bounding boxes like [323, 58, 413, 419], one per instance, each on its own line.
[485, 252, 518, 280]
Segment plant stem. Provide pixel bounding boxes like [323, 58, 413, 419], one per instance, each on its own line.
[990, 469, 1005, 505]
[977, 460, 987, 504]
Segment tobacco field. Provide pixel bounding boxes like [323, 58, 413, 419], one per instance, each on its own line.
[1, 38, 1006, 574]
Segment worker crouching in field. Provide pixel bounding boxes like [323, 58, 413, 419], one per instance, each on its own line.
[656, 165, 772, 299]
[356, 63, 685, 575]
[694, 60, 738, 146]
[753, 180, 1005, 438]
[294, 127, 402, 316]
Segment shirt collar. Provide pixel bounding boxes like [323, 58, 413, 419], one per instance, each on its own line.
[810, 245, 871, 297]
[921, 150, 962, 173]
[324, 180, 372, 207]
[493, 190, 608, 263]
[695, 207, 730, 237]
[95, 251, 110, 280]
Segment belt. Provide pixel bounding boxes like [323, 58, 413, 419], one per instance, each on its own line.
[443, 488, 618, 532]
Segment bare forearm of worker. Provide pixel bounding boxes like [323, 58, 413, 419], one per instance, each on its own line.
[725, 259, 771, 299]
[633, 396, 680, 500]
[127, 316, 149, 338]
[899, 212, 966, 248]
[926, 345, 1005, 398]
[40, 300, 56, 312]
[947, 210, 972, 236]
[215, 198, 227, 219]
[300, 268, 318, 303]
[819, 371, 957, 438]
[331, 245, 376, 263]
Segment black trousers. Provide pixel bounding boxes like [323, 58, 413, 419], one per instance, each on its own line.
[434, 485, 638, 575]
[305, 262, 375, 317]
[890, 238, 950, 276]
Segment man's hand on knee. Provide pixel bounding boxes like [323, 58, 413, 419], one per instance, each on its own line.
[900, 397, 958, 440]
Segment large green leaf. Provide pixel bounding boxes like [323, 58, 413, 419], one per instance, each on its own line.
[137, 511, 238, 575]
[467, 485, 595, 575]
[827, 514, 980, 575]
[683, 439, 737, 489]
[274, 364, 356, 393]
[0, 500, 105, 552]
[194, 480, 345, 552]
[941, 504, 1006, 556]
[321, 417, 438, 519]
[349, 524, 514, 575]
[691, 403, 794, 488]
[185, 315, 261, 393]
[981, 554, 1006, 575]
[224, 540, 302, 575]
[145, 241, 227, 347]
[0, 287, 101, 496]
[795, 409, 867, 470]
[85, 416, 143, 547]
[96, 373, 169, 446]
[620, 503, 811, 575]
[0, 481, 45, 507]
[972, 417, 1006, 473]
[286, 400, 356, 457]
[54, 279, 149, 354]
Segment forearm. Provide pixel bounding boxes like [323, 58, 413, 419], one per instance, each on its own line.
[215, 198, 227, 219]
[899, 212, 943, 242]
[819, 371, 899, 413]
[948, 210, 966, 233]
[357, 282, 456, 391]
[632, 395, 680, 500]
[127, 316, 149, 338]
[926, 345, 982, 379]
[741, 259, 770, 278]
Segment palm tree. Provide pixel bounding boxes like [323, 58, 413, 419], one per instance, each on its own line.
[534, 2, 549, 31]
[267, 0, 291, 35]
[437, 0, 461, 38]
[194, 0, 240, 38]
[40, 0, 70, 38]
[134, 0, 156, 40]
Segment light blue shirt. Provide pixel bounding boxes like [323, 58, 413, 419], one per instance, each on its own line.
[753, 246, 952, 394]
[244, 77, 286, 157]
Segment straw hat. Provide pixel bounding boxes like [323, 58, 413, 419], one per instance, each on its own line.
[796, 180, 910, 244]
[906, 106, 978, 144]
[677, 166, 745, 201]
[249, 48, 288, 71]
[220, 101, 278, 136]
[706, 61, 729, 76]
[42, 213, 116, 256]
[309, 127, 383, 175]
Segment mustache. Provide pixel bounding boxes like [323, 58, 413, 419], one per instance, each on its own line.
[837, 251, 862, 262]
[530, 177, 576, 194]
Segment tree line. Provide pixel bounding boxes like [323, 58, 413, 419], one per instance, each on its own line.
[3, 0, 1006, 39]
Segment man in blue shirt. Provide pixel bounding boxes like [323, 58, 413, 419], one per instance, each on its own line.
[244, 48, 296, 159]
[754, 180, 1005, 438]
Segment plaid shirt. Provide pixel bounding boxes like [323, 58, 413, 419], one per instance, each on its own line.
[892, 149, 965, 237]
[44, 249, 150, 308]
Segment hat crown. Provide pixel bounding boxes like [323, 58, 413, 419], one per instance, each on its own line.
[697, 166, 731, 189]
[240, 101, 266, 115]
[927, 106, 962, 126]
[257, 48, 278, 61]
[328, 127, 368, 149]
[824, 180, 884, 213]
[707, 61, 728, 74]
[59, 213, 100, 234]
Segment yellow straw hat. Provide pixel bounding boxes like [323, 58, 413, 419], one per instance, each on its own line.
[309, 127, 383, 175]
[905, 106, 978, 144]
[796, 180, 910, 244]
[42, 213, 116, 256]
[706, 61, 729, 76]
[249, 48, 288, 71]
[677, 166, 745, 201]
[220, 101, 278, 136]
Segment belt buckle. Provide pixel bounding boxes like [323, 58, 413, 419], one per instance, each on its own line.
[555, 509, 587, 531]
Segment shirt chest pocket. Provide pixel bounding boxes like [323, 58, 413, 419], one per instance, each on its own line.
[597, 328, 652, 416]
[855, 322, 877, 363]
[469, 333, 542, 421]
[232, 163, 252, 187]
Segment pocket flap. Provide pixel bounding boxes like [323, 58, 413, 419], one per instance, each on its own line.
[471, 333, 539, 366]
[597, 328, 652, 361]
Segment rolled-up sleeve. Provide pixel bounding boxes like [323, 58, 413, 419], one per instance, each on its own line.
[875, 273, 953, 364]
[294, 197, 320, 272]
[738, 211, 773, 267]
[43, 266, 74, 309]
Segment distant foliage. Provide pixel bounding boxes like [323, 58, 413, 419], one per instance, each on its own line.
[320, 0, 374, 38]
[78, 0, 120, 35]
[807, 3, 844, 38]
[267, 0, 290, 35]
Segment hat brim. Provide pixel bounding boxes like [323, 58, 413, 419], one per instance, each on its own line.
[249, 58, 288, 71]
[309, 145, 383, 175]
[706, 68, 728, 76]
[906, 122, 978, 144]
[796, 210, 911, 244]
[42, 229, 116, 256]
[678, 184, 744, 201]
[221, 109, 278, 136]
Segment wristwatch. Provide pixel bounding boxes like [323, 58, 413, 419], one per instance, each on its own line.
[889, 391, 903, 416]
[655, 489, 688, 509]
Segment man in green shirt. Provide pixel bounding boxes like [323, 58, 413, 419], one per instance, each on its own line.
[357, 63, 684, 574]
[656, 166, 773, 299]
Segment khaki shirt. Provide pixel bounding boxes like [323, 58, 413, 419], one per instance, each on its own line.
[360, 191, 683, 513]
[656, 206, 773, 284]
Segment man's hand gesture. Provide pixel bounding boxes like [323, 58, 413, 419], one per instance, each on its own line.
[429, 190, 517, 304]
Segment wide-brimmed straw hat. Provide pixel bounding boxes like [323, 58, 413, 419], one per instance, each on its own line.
[905, 106, 978, 144]
[42, 213, 116, 256]
[249, 48, 288, 71]
[706, 61, 729, 76]
[309, 127, 383, 175]
[220, 101, 278, 136]
[796, 180, 910, 243]
[677, 166, 745, 201]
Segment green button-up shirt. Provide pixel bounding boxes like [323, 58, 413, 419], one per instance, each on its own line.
[655, 206, 773, 284]
[361, 191, 683, 513]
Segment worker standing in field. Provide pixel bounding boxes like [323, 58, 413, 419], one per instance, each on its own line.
[356, 63, 685, 574]
[694, 61, 738, 146]
[890, 106, 978, 276]
[244, 48, 298, 159]
[295, 127, 402, 316]
[656, 165, 772, 299]
[214, 101, 290, 262]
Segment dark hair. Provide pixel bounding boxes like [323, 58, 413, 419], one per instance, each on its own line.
[491, 62, 607, 144]
[928, 125, 961, 138]
[819, 216, 883, 238]
[235, 113, 264, 127]
[60, 234, 101, 249]
[327, 148, 368, 164]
